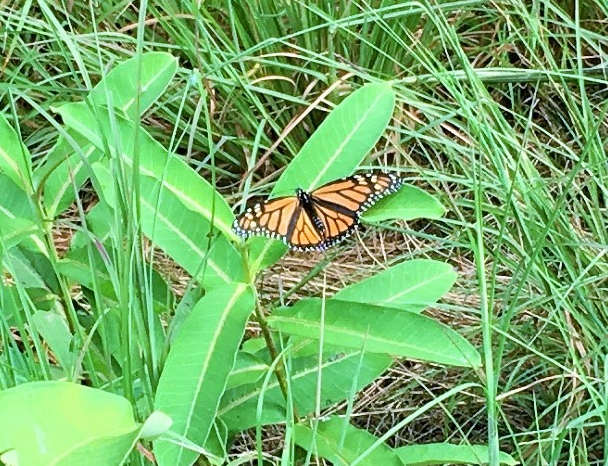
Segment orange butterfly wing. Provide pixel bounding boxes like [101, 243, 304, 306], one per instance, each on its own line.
[233, 172, 402, 251]
[233, 196, 325, 250]
[309, 172, 402, 248]
[233, 196, 300, 242]
[290, 206, 324, 250]
[312, 172, 402, 214]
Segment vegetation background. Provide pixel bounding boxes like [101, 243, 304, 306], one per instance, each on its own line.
[1, 0, 608, 465]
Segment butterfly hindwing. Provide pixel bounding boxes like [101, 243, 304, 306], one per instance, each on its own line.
[312, 202, 358, 249]
[291, 206, 324, 251]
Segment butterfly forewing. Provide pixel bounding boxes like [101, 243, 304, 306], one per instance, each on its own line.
[311, 179, 369, 212]
[312, 172, 402, 214]
[233, 196, 299, 242]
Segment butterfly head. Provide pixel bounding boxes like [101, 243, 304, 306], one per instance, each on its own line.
[295, 187, 311, 203]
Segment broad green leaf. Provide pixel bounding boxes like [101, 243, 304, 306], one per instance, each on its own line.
[273, 82, 396, 195]
[58, 245, 174, 315]
[68, 200, 114, 250]
[362, 184, 445, 222]
[0, 284, 19, 325]
[246, 236, 288, 274]
[395, 443, 517, 465]
[38, 53, 178, 217]
[43, 143, 103, 217]
[269, 299, 481, 368]
[0, 173, 34, 218]
[294, 417, 402, 466]
[93, 160, 244, 288]
[53, 103, 103, 146]
[0, 174, 45, 253]
[67, 198, 172, 334]
[0, 382, 139, 465]
[134, 171, 243, 287]
[226, 351, 270, 390]
[54, 102, 236, 239]
[0, 216, 38, 251]
[77, 306, 123, 374]
[6, 248, 59, 292]
[219, 351, 392, 432]
[32, 311, 75, 376]
[33, 131, 90, 188]
[1, 286, 57, 328]
[54, 101, 244, 288]
[45, 430, 140, 466]
[153, 430, 224, 466]
[0, 113, 32, 193]
[240, 335, 270, 355]
[240, 335, 354, 363]
[248, 82, 396, 270]
[167, 286, 205, 343]
[89, 52, 178, 121]
[204, 420, 229, 464]
[57, 247, 115, 297]
[34, 130, 96, 217]
[333, 259, 457, 313]
[154, 283, 254, 466]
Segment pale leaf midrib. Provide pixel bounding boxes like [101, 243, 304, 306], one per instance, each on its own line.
[176, 283, 247, 464]
[0, 147, 21, 180]
[140, 197, 230, 283]
[119, 59, 176, 114]
[383, 270, 453, 303]
[218, 353, 366, 416]
[306, 91, 389, 191]
[270, 316, 467, 363]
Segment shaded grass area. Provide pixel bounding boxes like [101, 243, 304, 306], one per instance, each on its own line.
[2, 0, 608, 464]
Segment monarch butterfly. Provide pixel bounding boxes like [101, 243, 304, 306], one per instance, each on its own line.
[233, 171, 403, 251]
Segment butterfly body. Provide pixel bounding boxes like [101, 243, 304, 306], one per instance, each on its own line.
[295, 188, 327, 236]
[233, 172, 402, 251]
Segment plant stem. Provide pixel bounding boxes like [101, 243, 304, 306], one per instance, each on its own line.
[253, 299, 299, 421]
